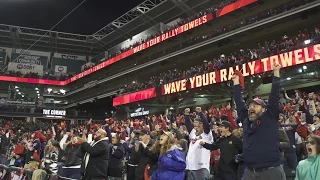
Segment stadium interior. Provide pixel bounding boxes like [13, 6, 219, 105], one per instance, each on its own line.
[0, 0, 320, 179]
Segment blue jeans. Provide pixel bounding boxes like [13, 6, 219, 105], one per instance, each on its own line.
[61, 167, 81, 180]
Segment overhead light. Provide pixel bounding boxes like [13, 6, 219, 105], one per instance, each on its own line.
[47, 88, 52, 93]
[286, 77, 291, 80]
[60, 89, 66, 94]
[37, 91, 39, 94]
[15, 86, 18, 89]
[304, 39, 311, 45]
[298, 69, 302, 73]
[132, 81, 136, 84]
[251, 79, 254, 83]
[16, 89, 19, 92]
[200, 95, 204, 97]
[18, 92, 21, 95]
[310, 72, 315, 75]
[21, 95, 24, 97]
[169, 107, 174, 110]
[35, 88, 39, 90]
[303, 65, 307, 70]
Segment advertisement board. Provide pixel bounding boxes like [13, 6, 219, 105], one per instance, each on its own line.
[161, 44, 320, 95]
[8, 62, 44, 75]
[54, 53, 86, 61]
[113, 44, 320, 106]
[54, 65, 68, 74]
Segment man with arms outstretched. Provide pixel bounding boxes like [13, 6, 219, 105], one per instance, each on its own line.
[232, 63, 286, 180]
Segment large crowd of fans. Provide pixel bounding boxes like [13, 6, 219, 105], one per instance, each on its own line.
[118, 26, 320, 96]
[0, 73, 320, 179]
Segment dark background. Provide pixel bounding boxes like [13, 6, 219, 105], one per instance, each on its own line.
[0, 0, 145, 34]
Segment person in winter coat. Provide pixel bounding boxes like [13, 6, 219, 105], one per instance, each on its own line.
[151, 131, 186, 180]
[42, 139, 59, 174]
[135, 129, 159, 180]
[59, 133, 84, 180]
[295, 135, 320, 180]
[0, 129, 11, 165]
[106, 126, 125, 180]
[80, 128, 110, 180]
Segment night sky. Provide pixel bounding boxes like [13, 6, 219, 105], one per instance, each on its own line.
[0, 0, 145, 35]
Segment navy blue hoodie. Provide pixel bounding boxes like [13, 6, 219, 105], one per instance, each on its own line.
[234, 76, 281, 169]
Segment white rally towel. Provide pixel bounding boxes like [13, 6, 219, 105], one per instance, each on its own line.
[83, 137, 108, 170]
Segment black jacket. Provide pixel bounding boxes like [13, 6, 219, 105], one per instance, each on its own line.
[135, 142, 159, 180]
[80, 138, 110, 179]
[202, 134, 242, 174]
[234, 76, 281, 169]
[0, 134, 10, 155]
[108, 143, 125, 177]
[63, 144, 82, 167]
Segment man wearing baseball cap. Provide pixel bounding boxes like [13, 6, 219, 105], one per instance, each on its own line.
[184, 107, 213, 180]
[200, 121, 242, 180]
[134, 129, 156, 180]
[232, 63, 285, 180]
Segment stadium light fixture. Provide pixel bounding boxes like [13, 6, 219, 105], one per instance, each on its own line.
[304, 39, 311, 45]
[60, 89, 66, 94]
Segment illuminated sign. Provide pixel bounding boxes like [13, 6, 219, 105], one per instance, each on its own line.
[162, 44, 320, 95]
[69, 13, 213, 83]
[130, 108, 150, 117]
[43, 109, 66, 116]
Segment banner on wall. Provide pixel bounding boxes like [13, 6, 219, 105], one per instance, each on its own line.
[54, 65, 68, 74]
[0, 98, 36, 105]
[162, 44, 320, 95]
[8, 62, 44, 75]
[113, 88, 157, 106]
[54, 53, 86, 61]
[112, 44, 320, 106]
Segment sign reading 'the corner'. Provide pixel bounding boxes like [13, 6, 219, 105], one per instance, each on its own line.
[43, 109, 66, 116]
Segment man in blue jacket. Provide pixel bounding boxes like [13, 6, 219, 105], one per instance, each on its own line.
[232, 63, 286, 180]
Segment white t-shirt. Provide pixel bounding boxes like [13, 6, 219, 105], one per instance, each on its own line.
[186, 129, 213, 172]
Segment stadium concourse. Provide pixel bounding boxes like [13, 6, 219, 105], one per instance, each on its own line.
[1, 0, 320, 179]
